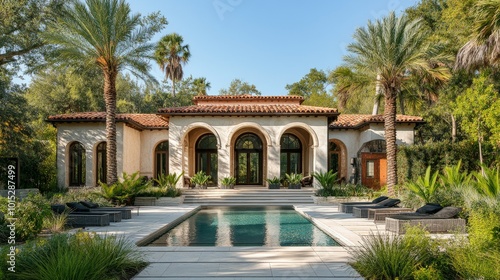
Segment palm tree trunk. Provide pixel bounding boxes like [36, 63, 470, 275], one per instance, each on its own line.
[372, 74, 382, 115]
[384, 88, 398, 196]
[104, 70, 118, 185]
[172, 78, 176, 97]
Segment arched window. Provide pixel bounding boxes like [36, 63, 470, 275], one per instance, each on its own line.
[329, 141, 341, 175]
[155, 141, 169, 178]
[69, 142, 86, 186]
[96, 142, 106, 184]
[196, 134, 218, 185]
[280, 134, 302, 178]
[235, 133, 263, 185]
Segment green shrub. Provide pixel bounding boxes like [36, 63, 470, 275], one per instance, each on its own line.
[6, 232, 146, 280]
[448, 244, 500, 280]
[48, 187, 113, 207]
[473, 166, 500, 198]
[315, 183, 371, 197]
[404, 166, 440, 204]
[397, 141, 498, 184]
[0, 194, 52, 242]
[312, 170, 337, 194]
[350, 227, 452, 280]
[42, 212, 68, 234]
[100, 172, 149, 205]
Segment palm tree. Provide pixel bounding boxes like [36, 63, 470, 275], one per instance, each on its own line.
[344, 12, 450, 195]
[456, 0, 500, 71]
[155, 33, 191, 96]
[193, 77, 211, 96]
[45, 0, 165, 184]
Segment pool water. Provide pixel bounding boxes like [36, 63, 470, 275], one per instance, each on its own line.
[147, 206, 340, 246]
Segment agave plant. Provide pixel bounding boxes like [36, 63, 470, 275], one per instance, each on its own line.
[312, 170, 338, 191]
[473, 166, 500, 198]
[440, 161, 471, 189]
[155, 172, 183, 190]
[404, 166, 440, 204]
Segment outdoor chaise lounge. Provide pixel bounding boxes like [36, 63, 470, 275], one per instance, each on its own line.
[66, 202, 122, 222]
[385, 206, 466, 234]
[339, 196, 389, 213]
[79, 201, 133, 219]
[51, 204, 111, 227]
[371, 203, 442, 223]
[352, 198, 402, 218]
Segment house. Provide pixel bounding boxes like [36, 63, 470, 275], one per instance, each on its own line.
[47, 95, 423, 189]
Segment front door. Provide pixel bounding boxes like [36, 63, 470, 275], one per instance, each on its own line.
[235, 133, 263, 185]
[361, 153, 387, 190]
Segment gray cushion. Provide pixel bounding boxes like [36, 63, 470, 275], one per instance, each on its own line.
[378, 198, 401, 207]
[432, 207, 461, 219]
[80, 201, 99, 208]
[416, 203, 443, 214]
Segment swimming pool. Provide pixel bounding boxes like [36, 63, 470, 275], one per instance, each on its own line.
[146, 206, 340, 246]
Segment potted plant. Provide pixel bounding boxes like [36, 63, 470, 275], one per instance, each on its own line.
[191, 171, 211, 189]
[134, 172, 184, 206]
[266, 177, 281, 189]
[285, 173, 303, 189]
[220, 176, 236, 189]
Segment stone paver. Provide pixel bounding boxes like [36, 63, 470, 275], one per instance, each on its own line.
[83, 204, 376, 279]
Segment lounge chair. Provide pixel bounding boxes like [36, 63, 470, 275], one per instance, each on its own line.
[79, 201, 133, 219]
[66, 202, 122, 222]
[339, 196, 389, 213]
[385, 206, 466, 234]
[352, 198, 402, 218]
[51, 204, 110, 227]
[371, 203, 442, 223]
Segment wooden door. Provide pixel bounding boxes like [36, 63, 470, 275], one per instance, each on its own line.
[361, 153, 387, 190]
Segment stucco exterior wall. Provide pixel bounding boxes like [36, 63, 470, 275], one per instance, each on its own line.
[140, 130, 169, 178]
[56, 123, 113, 188]
[168, 116, 329, 187]
[122, 125, 141, 175]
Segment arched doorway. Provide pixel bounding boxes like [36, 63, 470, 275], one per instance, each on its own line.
[280, 134, 302, 178]
[235, 133, 263, 185]
[155, 141, 169, 178]
[196, 134, 218, 185]
[69, 142, 86, 186]
[96, 142, 106, 184]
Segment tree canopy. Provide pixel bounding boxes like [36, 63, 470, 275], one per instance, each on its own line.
[219, 79, 261, 96]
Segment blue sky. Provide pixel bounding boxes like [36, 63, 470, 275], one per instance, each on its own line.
[128, 0, 420, 96]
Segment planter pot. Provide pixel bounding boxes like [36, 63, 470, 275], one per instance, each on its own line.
[134, 196, 184, 206]
[268, 183, 280, 189]
[221, 184, 234, 189]
[288, 183, 301, 189]
[312, 196, 371, 205]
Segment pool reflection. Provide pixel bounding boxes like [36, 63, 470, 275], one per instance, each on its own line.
[148, 206, 339, 246]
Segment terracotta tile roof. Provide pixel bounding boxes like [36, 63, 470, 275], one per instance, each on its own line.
[159, 104, 338, 116]
[330, 114, 424, 129]
[193, 94, 304, 104]
[47, 112, 169, 130]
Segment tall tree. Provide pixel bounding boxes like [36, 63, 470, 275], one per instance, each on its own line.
[456, 0, 500, 70]
[193, 77, 211, 96]
[285, 68, 336, 107]
[219, 79, 261, 95]
[155, 33, 191, 96]
[0, 0, 63, 69]
[45, 0, 166, 184]
[344, 12, 450, 195]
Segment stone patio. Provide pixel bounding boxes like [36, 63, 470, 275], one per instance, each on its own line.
[82, 205, 386, 279]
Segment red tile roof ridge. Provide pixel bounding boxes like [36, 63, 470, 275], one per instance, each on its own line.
[330, 114, 424, 128]
[47, 112, 169, 129]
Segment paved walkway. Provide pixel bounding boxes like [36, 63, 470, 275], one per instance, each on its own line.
[83, 205, 387, 279]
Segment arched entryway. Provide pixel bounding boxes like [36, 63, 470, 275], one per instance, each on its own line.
[95, 141, 106, 184]
[196, 134, 218, 185]
[155, 141, 169, 178]
[69, 142, 86, 186]
[280, 134, 302, 178]
[328, 139, 348, 182]
[234, 133, 263, 185]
